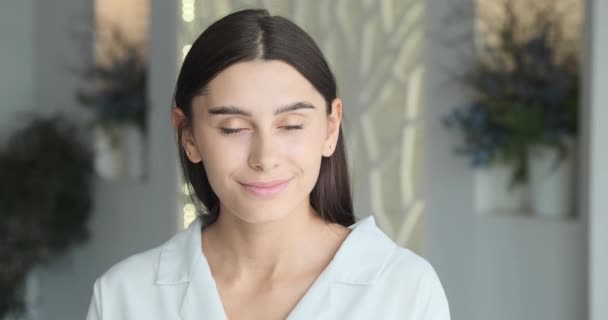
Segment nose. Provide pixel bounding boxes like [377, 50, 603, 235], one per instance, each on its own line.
[247, 130, 280, 172]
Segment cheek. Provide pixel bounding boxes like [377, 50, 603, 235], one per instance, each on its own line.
[284, 119, 327, 150]
[196, 132, 248, 189]
[283, 129, 325, 177]
[197, 125, 326, 175]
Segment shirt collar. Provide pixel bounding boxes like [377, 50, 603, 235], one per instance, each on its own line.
[155, 214, 396, 286]
[329, 215, 397, 285]
[155, 217, 202, 285]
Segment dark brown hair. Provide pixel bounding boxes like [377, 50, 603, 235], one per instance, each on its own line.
[173, 9, 354, 227]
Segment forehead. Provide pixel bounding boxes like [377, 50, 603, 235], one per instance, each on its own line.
[201, 60, 325, 111]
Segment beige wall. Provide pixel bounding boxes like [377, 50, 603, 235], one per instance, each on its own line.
[95, 0, 149, 42]
[178, 0, 427, 253]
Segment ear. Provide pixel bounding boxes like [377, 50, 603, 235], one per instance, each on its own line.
[172, 107, 202, 163]
[322, 98, 343, 158]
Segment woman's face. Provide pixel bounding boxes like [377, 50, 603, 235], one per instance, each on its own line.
[173, 60, 342, 224]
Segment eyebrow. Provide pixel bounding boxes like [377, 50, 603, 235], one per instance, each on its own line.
[207, 102, 316, 116]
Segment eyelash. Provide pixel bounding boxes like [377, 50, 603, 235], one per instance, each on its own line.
[220, 125, 303, 135]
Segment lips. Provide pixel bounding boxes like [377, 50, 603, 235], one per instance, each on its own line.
[242, 179, 290, 188]
[239, 178, 291, 197]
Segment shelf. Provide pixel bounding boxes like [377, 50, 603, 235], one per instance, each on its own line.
[478, 209, 579, 223]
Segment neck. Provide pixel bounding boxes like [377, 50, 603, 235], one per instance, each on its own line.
[202, 203, 333, 283]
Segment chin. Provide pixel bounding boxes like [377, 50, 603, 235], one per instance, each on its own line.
[229, 202, 299, 225]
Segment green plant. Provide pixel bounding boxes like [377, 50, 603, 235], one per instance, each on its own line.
[443, 0, 580, 185]
[76, 23, 148, 147]
[0, 113, 94, 318]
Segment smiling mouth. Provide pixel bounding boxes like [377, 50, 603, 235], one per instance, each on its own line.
[239, 178, 291, 197]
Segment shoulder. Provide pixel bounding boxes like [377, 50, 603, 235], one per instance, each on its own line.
[87, 245, 164, 319]
[379, 243, 451, 318]
[345, 216, 439, 284]
[338, 216, 446, 290]
[365, 221, 445, 297]
[384, 246, 439, 283]
[353, 216, 449, 313]
[95, 245, 163, 293]
[335, 216, 450, 318]
[94, 220, 198, 291]
[87, 221, 203, 319]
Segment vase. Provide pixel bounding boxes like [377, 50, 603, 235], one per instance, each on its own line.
[475, 164, 529, 215]
[93, 125, 122, 180]
[92, 124, 145, 181]
[527, 140, 576, 218]
[123, 124, 145, 180]
[24, 268, 40, 320]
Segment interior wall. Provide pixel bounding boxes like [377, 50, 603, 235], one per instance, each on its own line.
[23, 0, 179, 319]
[587, 0, 608, 318]
[424, 0, 587, 319]
[0, 0, 35, 140]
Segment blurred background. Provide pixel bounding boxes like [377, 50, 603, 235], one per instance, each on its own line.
[0, 0, 606, 319]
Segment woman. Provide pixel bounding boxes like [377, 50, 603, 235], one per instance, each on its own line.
[86, 9, 450, 320]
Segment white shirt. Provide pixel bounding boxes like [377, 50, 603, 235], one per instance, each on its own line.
[86, 215, 450, 319]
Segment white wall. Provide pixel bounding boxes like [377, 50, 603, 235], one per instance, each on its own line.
[587, 0, 608, 318]
[9, 0, 180, 319]
[0, 0, 35, 140]
[424, 0, 587, 319]
[424, 1, 475, 318]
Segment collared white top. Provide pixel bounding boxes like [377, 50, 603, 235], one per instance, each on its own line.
[86, 216, 450, 319]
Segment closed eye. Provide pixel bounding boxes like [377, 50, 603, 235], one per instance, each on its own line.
[283, 125, 303, 130]
[220, 125, 303, 136]
[220, 128, 247, 135]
